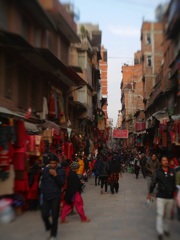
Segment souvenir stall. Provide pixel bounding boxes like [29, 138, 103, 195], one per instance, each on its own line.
[41, 123, 75, 162]
[169, 119, 180, 160]
[0, 115, 44, 220]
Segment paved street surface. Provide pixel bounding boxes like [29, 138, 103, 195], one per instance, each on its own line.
[0, 173, 179, 240]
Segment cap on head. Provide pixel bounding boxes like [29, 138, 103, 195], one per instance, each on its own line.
[49, 153, 59, 162]
[70, 161, 80, 171]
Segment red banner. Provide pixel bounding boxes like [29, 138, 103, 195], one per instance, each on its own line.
[113, 130, 128, 139]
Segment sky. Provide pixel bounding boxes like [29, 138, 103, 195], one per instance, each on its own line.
[62, 0, 169, 126]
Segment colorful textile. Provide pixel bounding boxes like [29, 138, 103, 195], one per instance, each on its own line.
[49, 91, 56, 117]
[135, 122, 145, 132]
[108, 173, 119, 184]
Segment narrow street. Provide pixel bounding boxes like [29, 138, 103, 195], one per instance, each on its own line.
[0, 173, 179, 240]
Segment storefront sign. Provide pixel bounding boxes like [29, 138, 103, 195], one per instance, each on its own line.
[113, 130, 128, 139]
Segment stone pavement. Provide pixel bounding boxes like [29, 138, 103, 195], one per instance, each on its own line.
[0, 173, 179, 240]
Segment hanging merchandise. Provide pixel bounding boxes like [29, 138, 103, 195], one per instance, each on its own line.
[14, 120, 27, 148]
[0, 117, 15, 149]
[174, 121, 180, 146]
[64, 141, 74, 161]
[42, 129, 53, 144]
[0, 118, 15, 183]
[48, 90, 56, 118]
[39, 97, 48, 120]
[59, 92, 66, 124]
[67, 128, 72, 140]
[161, 125, 167, 148]
[97, 109, 105, 131]
[27, 160, 41, 210]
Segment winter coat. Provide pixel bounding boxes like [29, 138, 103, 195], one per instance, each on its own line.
[41, 165, 65, 200]
[93, 159, 101, 175]
[76, 159, 84, 175]
[99, 161, 109, 177]
[109, 159, 121, 174]
[146, 159, 160, 177]
[150, 167, 176, 199]
[64, 171, 82, 204]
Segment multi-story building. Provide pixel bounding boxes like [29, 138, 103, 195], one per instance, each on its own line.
[141, 22, 164, 110]
[120, 50, 143, 148]
[121, 51, 143, 126]
[0, 0, 85, 130]
[99, 45, 108, 119]
[116, 110, 122, 129]
[144, 0, 180, 151]
[68, 23, 102, 136]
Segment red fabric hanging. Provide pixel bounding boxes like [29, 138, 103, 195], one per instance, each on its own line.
[14, 120, 26, 148]
[49, 91, 56, 117]
[64, 142, 74, 161]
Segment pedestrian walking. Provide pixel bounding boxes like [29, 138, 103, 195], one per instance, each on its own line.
[140, 153, 147, 179]
[93, 154, 101, 186]
[60, 161, 90, 223]
[146, 153, 160, 193]
[99, 155, 109, 194]
[147, 156, 176, 240]
[41, 154, 65, 240]
[108, 155, 122, 194]
[134, 154, 141, 179]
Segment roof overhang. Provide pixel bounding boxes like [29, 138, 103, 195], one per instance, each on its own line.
[16, 0, 56, 31]
[50, 13, 80, 43]
[0, 30, 85, 87]
[0, 30, 33, 49]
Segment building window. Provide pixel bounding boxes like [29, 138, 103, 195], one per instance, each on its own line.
[78, 51, 86, 69]
[147, 55, 152, 67]
[146, 34, 151, 44]
[4, 56, 13, 99]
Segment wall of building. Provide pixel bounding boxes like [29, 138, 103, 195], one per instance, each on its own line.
[141, 22, 164, 105]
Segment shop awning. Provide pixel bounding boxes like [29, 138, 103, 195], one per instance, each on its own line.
[40, 121, 60, 132]
[24, 122, 39, 133]
[152, 111, 168, 120]
[0, 107, 23, 118]
[171, 115, 180, 121]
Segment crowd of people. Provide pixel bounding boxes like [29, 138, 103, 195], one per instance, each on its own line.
[39, 147, 180, 240]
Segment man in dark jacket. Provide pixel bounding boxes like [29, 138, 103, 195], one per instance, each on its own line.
[99, 155, 109, 194]
[147, 156, 176, 240]
[41, 154, 65, 240]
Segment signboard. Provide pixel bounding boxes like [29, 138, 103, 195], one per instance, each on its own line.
[113, 129, 128, 139]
